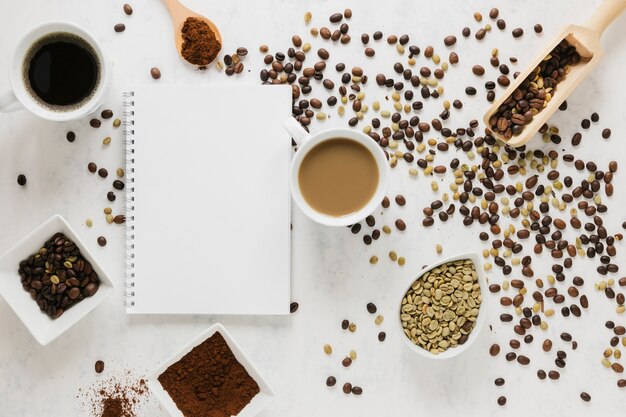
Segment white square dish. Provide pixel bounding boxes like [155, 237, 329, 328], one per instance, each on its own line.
[148, 323, 275, 417]
[0, 214, 114, 345]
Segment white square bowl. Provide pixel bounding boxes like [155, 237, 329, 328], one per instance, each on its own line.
[148, 323, 275, 417]
[0, 214, 114, 345]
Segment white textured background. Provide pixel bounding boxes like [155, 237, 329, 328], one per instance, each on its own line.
[1, 0, 626, 416]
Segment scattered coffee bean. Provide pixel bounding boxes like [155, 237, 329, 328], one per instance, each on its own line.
[90, 119, 101, 128]
[123, 4, 133, 15]
[97, 236, 107, 247]
[326, 376, 336, 387]
[534, 24, 543, 33]
[580, 392, 591, 402]
[95, 360, 105, 374]
[444, 35, 457, 46]
[472, 65, 485, 76]
[150, 67, 161, 79]
[17, 174, 27, 186]
[66, 131, 76, 142]
[98, 168, 108, 178]
[114, 23, 126, 33]
[113, 180, 125, 190]
[366, 302, 377, 314]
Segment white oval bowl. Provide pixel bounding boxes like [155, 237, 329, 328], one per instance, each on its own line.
[396, 252, 488, 359]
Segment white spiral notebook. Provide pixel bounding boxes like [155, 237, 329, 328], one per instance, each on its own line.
[123, 84, 291, 314]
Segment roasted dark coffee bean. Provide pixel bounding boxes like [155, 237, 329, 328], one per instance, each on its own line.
[378, 331, 386, 342]
[351, 386, 363, 395]
[150, 67, 161, 79]
[97, 236, 107, 246]
[88, 162, 97, 173]
[107, 191, 116, 202]
[66, 131, 76, 142]
[497, 396, 506, 406]
[90, 119, 101, 128]
[472, 65, 485, 76]
[341, 319, 349, 330]
[366, 302, 377, 314]
[489, 344, 500, 356]
[512, 28, 523, 38]
[112, 180, 125, 190]
[17, 174, 27, 186]
[98, 168, 108, 178]
[317, 48, 329, 60]
[548, 370, 560, 380]
[395, 219, 406, 231]
[542, 339, 553, 352]
[580, 392, 591, 402]
[95, 360, 105, 374]
[114, 23, 126, 33]
[494, 377, 505, 386]
[444, 35, 457, 46]
[342, 383, 352, 394]
[326, 376, 336, 387]
[290, 302, 299, 313]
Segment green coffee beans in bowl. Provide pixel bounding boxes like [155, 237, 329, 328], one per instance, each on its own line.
[398, 253, 487, 359]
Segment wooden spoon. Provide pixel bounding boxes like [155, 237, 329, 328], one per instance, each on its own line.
[162, 0, 222, 65]
[483, 0, 626, 147]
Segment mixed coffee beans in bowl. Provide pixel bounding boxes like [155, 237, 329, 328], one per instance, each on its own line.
[398, 253, 487, 359]
[0, 215, 114, 345]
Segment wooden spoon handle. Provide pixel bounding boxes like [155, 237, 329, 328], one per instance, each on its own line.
[162, 0, 191, 25]
[585, 0, 626, 35]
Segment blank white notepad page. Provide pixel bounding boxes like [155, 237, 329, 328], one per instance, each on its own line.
[126, 84, 291, 314]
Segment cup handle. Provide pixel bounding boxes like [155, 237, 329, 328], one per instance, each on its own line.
[0, 90, 23, 113]
[283, 117, 310, 146]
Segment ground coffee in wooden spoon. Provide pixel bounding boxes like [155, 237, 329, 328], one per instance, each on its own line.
[181, 17, 221, 65]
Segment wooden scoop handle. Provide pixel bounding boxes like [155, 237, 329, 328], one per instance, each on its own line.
[585, 0, 626, 35]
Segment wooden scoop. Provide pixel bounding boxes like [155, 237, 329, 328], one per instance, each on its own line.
[483, 0, 626, 147]
[162, 0, 222, 65]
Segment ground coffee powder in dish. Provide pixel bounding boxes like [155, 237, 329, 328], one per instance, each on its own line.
[158, 332, 260, 417]
[181, 17, 221, 65]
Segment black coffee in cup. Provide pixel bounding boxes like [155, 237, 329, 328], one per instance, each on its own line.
[23, 32, 101, 111]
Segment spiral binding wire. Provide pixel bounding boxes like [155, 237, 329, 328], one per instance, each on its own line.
[123, 92, 136, 307]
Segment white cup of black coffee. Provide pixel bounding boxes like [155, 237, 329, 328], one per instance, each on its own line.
[0, 22, 110, 121]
